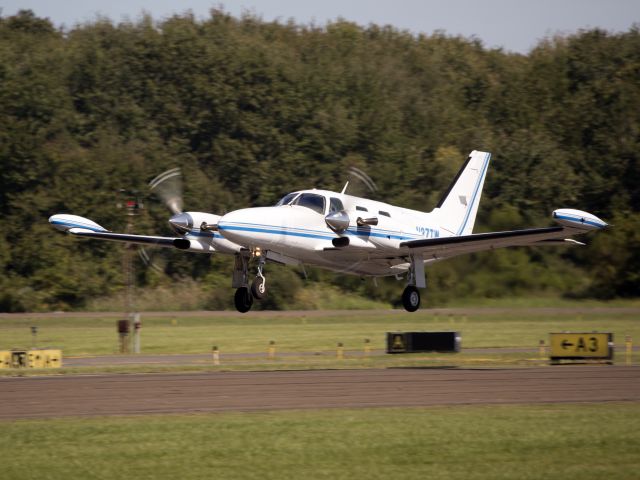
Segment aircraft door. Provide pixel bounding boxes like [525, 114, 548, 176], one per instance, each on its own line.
[285, 193, 328, 249]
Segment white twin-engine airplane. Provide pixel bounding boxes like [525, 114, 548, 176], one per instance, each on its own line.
[50, 151, 607, 313]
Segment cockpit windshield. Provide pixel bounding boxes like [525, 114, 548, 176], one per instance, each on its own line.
[275, 192, 299, 206]
[293, 193, 326, 214]
[275, 192, 326, 214]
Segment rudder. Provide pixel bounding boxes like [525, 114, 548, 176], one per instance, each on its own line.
[433, 150, 491, 236]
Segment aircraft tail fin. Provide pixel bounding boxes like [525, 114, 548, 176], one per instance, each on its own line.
[433, 150, 491, 236]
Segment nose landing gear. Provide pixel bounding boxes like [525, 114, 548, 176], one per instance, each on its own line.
[251, 265, 267, 300]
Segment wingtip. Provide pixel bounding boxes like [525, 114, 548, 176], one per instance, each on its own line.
[49, 214, 107, 232]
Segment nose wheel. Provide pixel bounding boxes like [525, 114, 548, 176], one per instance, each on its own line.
[251, 274, 267, 299]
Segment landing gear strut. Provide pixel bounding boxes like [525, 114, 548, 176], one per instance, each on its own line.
[251, 276, 266, 299]
[251, 261, 267, 300]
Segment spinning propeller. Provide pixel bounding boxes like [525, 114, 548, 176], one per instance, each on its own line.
[148, 167, 192, 234]
[135, 168, 189, 273]
[325, 166, 379, 233]
[149, 167, 183, 216]
[149, 168, 219, 235]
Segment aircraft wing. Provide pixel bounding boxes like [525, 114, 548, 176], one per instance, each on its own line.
[66, 228, 188, 248]
[397, 208, 608, 261]
[399, 225, 587, 261]
[49, 214, 189, 249]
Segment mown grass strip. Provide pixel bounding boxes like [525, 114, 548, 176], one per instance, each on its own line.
[1, 310, 638, 356]
[1, 404, 639, 480]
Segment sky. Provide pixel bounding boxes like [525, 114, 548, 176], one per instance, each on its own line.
[1, 0, 639, 53]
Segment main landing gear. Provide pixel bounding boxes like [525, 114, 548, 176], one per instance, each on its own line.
[401, 253, 425, 312]
[232, 251, 268, 313]
[402, 285, 420, 312]
[234, 286, 253, 313]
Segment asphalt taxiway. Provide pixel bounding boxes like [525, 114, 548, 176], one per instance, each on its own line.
[1, 366, 638, 419]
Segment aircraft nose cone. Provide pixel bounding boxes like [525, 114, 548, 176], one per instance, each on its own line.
[169, 212, 193, 234]
[218, 207, 282, 248]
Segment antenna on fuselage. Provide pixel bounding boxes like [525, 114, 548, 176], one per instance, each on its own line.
[341, 181, 349, 194]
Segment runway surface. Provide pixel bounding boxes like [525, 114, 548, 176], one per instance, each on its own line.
[1, 366, 639, 419]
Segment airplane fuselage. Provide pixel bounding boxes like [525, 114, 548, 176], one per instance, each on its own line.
[217, 189, 443, 276]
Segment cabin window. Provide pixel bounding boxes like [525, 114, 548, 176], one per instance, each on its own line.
[356, 206, 368, 212]
[293, 193, 326, 214]
[379, 211, 391, 217]
[275, 192, 299, 206]
[329, 197, 344, 214]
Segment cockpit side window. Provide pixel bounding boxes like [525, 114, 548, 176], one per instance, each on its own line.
[275, 192, 299, 206]
[329, 197, 344, 214]
[293, 193, 326, 214]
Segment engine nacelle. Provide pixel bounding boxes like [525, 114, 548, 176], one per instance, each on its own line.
[169, 211, 222, 234]
[368, 235, 403, 250]
[175, 236, 216, 253]
[332, 234, 376, 249]
[366, 216, 411, 250]
[176, 212, 242, 254]
[552, 209, 607, 230]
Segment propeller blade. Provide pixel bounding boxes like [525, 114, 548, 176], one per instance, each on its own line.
[345, 166, 378, 197]
[138, 248, 165, 274]
[149, 168, 183, 215]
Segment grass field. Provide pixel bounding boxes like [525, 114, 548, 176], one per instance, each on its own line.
[2, 308, 638, 478]
[1, 309, 638, 356]
[2, 404, 639, 479]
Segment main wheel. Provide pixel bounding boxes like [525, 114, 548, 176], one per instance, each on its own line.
[234, 287, 253, 313]
[251, 276, 267, 300]
[402, 285, 420, 312]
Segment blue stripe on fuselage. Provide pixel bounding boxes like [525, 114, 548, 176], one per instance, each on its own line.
[218, 222, 417, 241]
[218, 224, 333, 240]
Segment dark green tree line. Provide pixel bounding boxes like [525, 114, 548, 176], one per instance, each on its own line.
[0, 9, 638, 311]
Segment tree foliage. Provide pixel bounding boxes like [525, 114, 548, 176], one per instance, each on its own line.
[1, 10, 638, 311]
